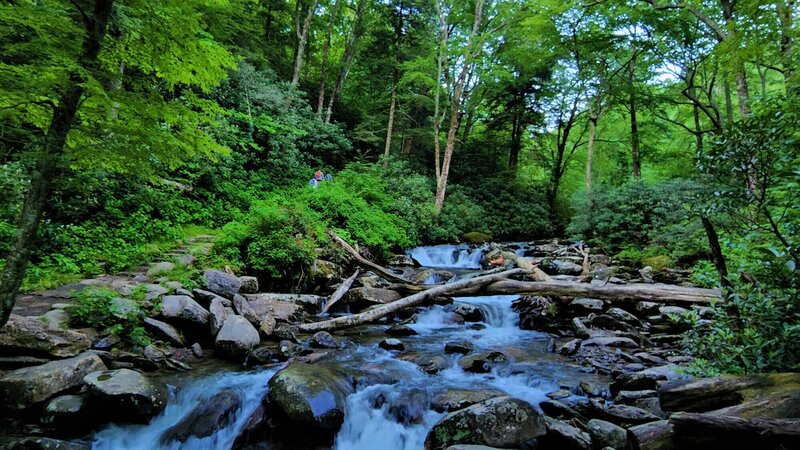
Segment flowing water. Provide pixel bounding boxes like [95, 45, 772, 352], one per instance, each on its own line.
[91, 245, 597, 450]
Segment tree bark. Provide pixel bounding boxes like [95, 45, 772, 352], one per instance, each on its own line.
[432, 0, 448, 181]
[319, 269, 360, 315]
[776, 0, 796, 85]
[723, 81, 734, 124]
[585, 111, 598, 194]
[629, 55, 641, 178]
[292, 0, 320, 87]
[383, 84, 397, 168]
[482, 279, 721, 303]
[328, 232, 412, 285]
[324, 0, 368, 123]
[670, 412, 800, 445]
[299, 268, 526, 332]
[0, 0, 115, 329]
[316, 0, 341, 116]
[627, 420, 674, 450]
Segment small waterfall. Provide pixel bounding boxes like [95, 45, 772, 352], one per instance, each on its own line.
[407, 245, 483, 269]
[92, 368, 278, 450]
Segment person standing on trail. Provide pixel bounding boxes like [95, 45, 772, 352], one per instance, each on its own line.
[315, 169, 323, 180]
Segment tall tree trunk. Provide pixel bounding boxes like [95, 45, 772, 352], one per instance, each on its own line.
[585, 106, 600, 194]
[292, 0, 319, 87]
[316, 0, 341, 116]
[629, 56, 641, 179]
[733, 61, 750, 116]
[720, 0, 750, 117]
[434, 0, 484, 214]
[432, 0, 448, 181]
[776, 0, 796, 85]
[723, 81, 734, 124]
[693, 103, 704, 153]
[325, 0, 368, 123]
[0, 0, 115, 329]
[383, 85, 397, 168]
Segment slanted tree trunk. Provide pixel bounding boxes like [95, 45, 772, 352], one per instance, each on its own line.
[434, 0, 484, 214]
[0, 0, 115, 329]
[316, 0, 341, 116]
[383, 85, 397, 168]
[292, 0, 320, 87]
[585, 110, 599, 194]
[324, 0, 368, 123]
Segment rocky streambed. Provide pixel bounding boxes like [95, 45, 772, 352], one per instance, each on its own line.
[1, 241, 798, 449]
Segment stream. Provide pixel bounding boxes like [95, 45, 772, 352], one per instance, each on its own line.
[90, 244, 600, 450]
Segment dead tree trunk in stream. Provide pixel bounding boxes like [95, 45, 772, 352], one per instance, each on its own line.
[328, 232, 413, 285]
[319, 269, 360, 315]
[299, 268, 526, 332]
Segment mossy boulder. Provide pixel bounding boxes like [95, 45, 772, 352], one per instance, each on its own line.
[462, 232, 493, 244]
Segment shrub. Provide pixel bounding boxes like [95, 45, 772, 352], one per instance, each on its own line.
[66, 287, 150, 347]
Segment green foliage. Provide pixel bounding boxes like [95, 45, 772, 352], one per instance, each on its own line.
[66, 287, 150, 347]
[684, 285, 800, 374]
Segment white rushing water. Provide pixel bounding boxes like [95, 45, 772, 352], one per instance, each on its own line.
[407, 244, 483, 269]
[92, 368, 278, 450]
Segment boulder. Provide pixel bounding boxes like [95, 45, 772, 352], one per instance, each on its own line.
[203, 269, 241, 299]
[587, 419, 627, 449]
[386, 324, 418, 337]
[458, 351, 507, 374]
[215, 315, 260, 360]
[444, 341, 474, 355]
[431, 389, 505, 413]
[462, 232, 493, 244]
[659, 305, 690, 318]
[160, 295, 210, 326]
[635, 301, 660, 317]
[453, 304, 484, 322]
[0, 352, 106, 409]
[209, 297, 233, 336]
[425, 396, 545, 449]
[586, 314, 637, 332]
[311, 331, 339, 349]
[590, 398, 661, 425]
[232, 294, 259, 324]
[343, 288, 401, 308]
[41, 394, 96, 429]
[559, 339, 581, 356]
[546, 259, 583, 276]
[542, 417, 592, 450]
[238, 276, 259, 294]
[417, 355, 449, 375]
[606, 307, 642, 326]
[84, 368, 166, 423]
[0, 314, 91, 358]
[40, 309, 71, 329]
[161, 389, 242, 443]
[147, 262, 175, 277]
[379, 338, 405, 351]
[572, 318, 591, 339]
[570, 298, 604, 314]
[388, 254, 416, 266]
[582, 337, 638, 348]
[246, 296, 306, 322]
[143, 318, 185, 347]
[267, 363, 355, 432]
[144, 284, 169, 302]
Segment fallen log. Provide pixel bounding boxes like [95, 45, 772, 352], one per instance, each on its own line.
[670, 412, 800, 447]
[299, 268, 526, 333]
[319, 269, 360, 316]
[329, 232, 412, 285]
[627, 420, 673, 450]
[659, 373, 800, 413]
[483, 279, 721, 304]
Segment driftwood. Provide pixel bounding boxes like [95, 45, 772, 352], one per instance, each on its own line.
[670, 412, 800, 447]
[483, 279, 721, 304]
[627, 420, 673, 450]
[319, 269, 360, 316]
[299, 268, 526, 332]
[329, 232, 412, 285]
[659, 373, 800, 413]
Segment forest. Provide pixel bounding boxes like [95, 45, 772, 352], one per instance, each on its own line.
[0, 0, 798, 448]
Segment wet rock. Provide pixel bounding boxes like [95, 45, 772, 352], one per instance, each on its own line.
[542, 417, 592, 450]
[634, 352, 667, 365]
[191, 343, 203, 358]
[413, 269, 456, 284]
[84, 368, 167, 423]
[425, 396, 545, 449]
[587, 419, 627, 450]
[579, 380, 609, 398]
[570, 298, 604, 314]
[379, 338, 405, 351]
[209, 297, 233, 336]
[203, 269, 241, 299]
[232, 404, 268, 449]
[267, 363, 354, 432]
[539, 400, 586, 421]
[143, 317, 185, 346]
[232, 294, 259, 324]
[635, 301, 660, 317]
[614, 390, 658, 405]
[162, 390, 242, 443]
[458, 351, 507, 374]
[586, 314, 637, 332]
[344, 288, 401, 308]
[431, 389, 505, 413]
[611, 365, 686, 396]
[453, 304, 484, 322]
[0, 353, 106, 409]
[388, 254, 416, 266]
[545, 259, 583, 276]
[444, 341, 474, 354]
[606, 307, 642, 326]
[513, 296, 559, 332]
[215, 315, 260, 361]
[0, 314, 91, 358]
[41, 394, 96, 429]
[582, 337, 638, 348]
[238, 276, 259, 294]
[633, 397, 666, 419]
[147, 262, 175, 277]
[559, 339, 581, 356]
[311, 331, 339, 349]
[386, 324, 418, 337]
[0, 437, 90, 450]
[160, 295, 210, 326]
[0, 355, 50, 370]
[659, 305, 689, 318]
[572, 318, 591, 339]
[590, 398, 661, 425]
[418, 355, 449, 375]
[91, 334, 121, 351]
[259, 315, 277, 337]
[546, 389, 572, 400]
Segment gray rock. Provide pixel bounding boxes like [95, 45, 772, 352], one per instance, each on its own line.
[145, 284, 169, 302]
[639, 266, 654, 283]
[453, 303, 484, 322]
[635, 301, 660, 317]
[579, 380, 608, 398]
[311, 331, 339, 349]
[209, 297, 233, 336]
[232, 294, 259, 324]
[444, 341, 474, 354]
[539, 400, 586, 421]
[267, 363, 354, 431]
[551, 259, 584, 275]
[379, 338, 405, 351]
[40, 309, 71, 328]
[590, 398, 661, 425]
[606, 307, 642, 326]
[147, 262, 175, 277]
[418, 355, 449, 374]
[164, 281, 183, 291]
[161, 389, 242, 443]
[559, 339, 582, 356]
[586, 314, 637, 332]
[386, 324, 418, 337]
[570, 298, 604, 314]
[215, 315, 260, 360]
[431, 388, 505, 413]
[543, 417, 592, 450]
[84, 368, 167, 423]
[143, 317, 185, 346]
[0, 437, 90, 450]
[572, 317, 591, 339]
[91, 334, 121, 350]
[425, 396, 545, 449]
[178, 254, 197, 267]
[0, 355, 50, 370]
[582, 337, 638, 348]
[41, 394, 95, 429]
[614, 390, 658, 405]
[388, 255, 416, 266]
[659, 305, 689, 318]
[0, 315, 91, 359]
[239, 276, 259, 294]
[587, 419, 627, 449]
[458, 351, 507, 373]
[344, 287, 401, 308]
[191, 343, 203, 358]
[203, 269, 241, 299]
[0, 352, 106, 409]
[109, 297, 141, 318]
[160, 295, 210, 325]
